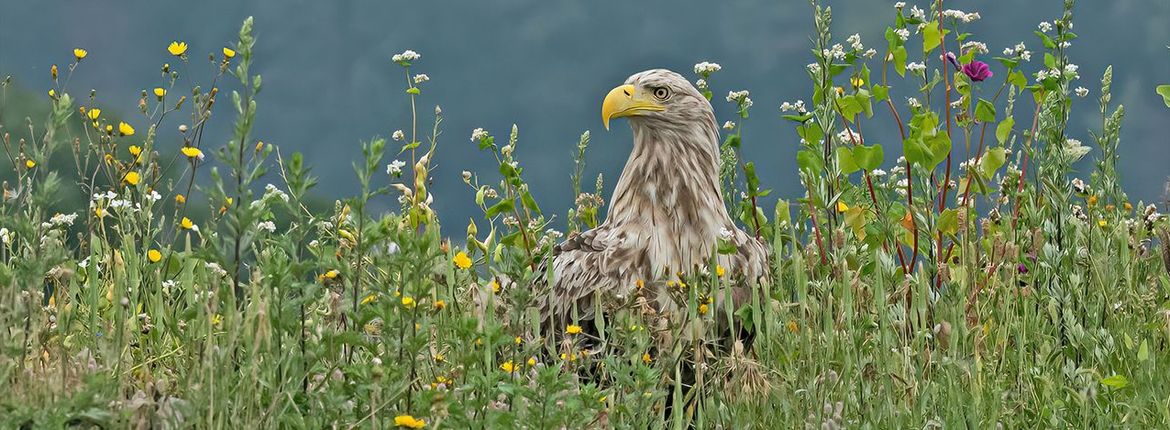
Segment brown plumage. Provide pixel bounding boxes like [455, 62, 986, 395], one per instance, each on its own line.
[537, 69, 769, 337]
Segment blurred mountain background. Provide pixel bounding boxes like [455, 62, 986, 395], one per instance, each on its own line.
[2, 0, 1168, 227]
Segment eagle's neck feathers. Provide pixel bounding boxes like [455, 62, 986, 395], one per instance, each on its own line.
[605, 114, 731, 277]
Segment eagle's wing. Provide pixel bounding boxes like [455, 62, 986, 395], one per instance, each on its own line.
[535, 224, 644, 330]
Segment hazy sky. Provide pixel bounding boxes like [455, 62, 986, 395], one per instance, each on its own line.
[2, 0, 1168, 226]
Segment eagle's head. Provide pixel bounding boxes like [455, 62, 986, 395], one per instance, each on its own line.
[601, 69, 714, 132]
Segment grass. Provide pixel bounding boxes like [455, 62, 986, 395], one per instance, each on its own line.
[3, 1, 1170, 428]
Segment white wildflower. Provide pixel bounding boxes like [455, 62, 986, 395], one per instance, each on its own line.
[470, 128, 488, 142]
[1038, 22, 1052, 33]
[392, 130, 405, 141]
[806, 63, 822, 75]
[726, 90, 750, 103]
[695, 79, 708, 90]
[906, 62, 926, 73]
[412, 74, 429, 84]
[895, 28, 911, 42]
[386, 159, 406, 176]
[146, 190, 162, 203]
[1063, 138, 1091, 162]
[723, 121, 736, 130]
[907, 97, 921, 108]
[871, 169, 887, 177]
[943, 9, 980, 23]
[847, 33, 864, 51]
[205, 262, 228, 277]
[1075, 87, 1089, 97]
[434, 105, 442, 115]
[894, 2, 905, 9]
[863, 48, 878, 58]
[693, 61, 722, 75]
[49, 213, 78, 227]
[909, 5, 926, 20]
[257, 221, 276, 233]
[0, 228, 10, 245]
[961, 41, 988, 55]
[391, 49, 421, 63]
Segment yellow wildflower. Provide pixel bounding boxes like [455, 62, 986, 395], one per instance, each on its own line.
[642, 352, 652, 364]
[48, 89, 56, 98]
[105, 124, 113, 134]
[175, 194, 186, 204]
[635, 279, 644, 289]
[323, 269, 339, 279]
[153, 87, 166, 99]
[51, 65, 58, 79]
[786, 320, 800, 334]
[73, 48, 88, 61]
[128, 145, 142, 156]
[167, 41, 188, 56]
[87, 108, 102, 120]
[222, 47, 236, 59]
[393, 414, 426, 429]
[514, 336, 522, 345]
[25, 160, 36, 169]
[123, 171, 141, 185]
[433, 300, 446, 310]
[500, 360, 517, 373]
[180, 146, 203, 159]
[361, 294, 377, 305]
[566, 324, 582, 335]
[211, 313, 223, 326]
[1124, 202, 1133, 211]
[118, 121, 135, 136]
[94, 207, 105, 218]
[698, 303, 709, 315]
[433, 353, 446, 362]
[490, 280, 501, 293]
[401, 296, 416, 309]
[1098, 219, 1107, 228]
[527, 357, 537, 366]
[255, 141, 265, 152]
[716, 264, 726, 277]
[180, 217, 195, 230]
[453, 251, 472, 269]
[1087, 195, 1097, 207]
[836, 200, 849, 213]
[147, 249, 162, 263]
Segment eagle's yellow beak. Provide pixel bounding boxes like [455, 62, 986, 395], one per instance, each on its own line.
[602, 84, 664, 130]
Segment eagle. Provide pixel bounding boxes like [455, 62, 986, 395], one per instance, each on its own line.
[537, 69, 769, 342]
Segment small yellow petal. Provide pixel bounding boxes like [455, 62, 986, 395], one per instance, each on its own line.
[118, 122, 135, 136]
[123, 171, 141, 185]
[25, 160, 36, 169]
[180, 146, 203, 159]
[168, 41, 188, 57]
[73, 48, 88, 60]
[222, 47, 236, 58]
[128, 145, 142, 156]
[452, 251, 472, 269]
[87, 108, 102, 120]
[153, 87, 167, 98]
[147, 249, 162, 263]
[180, 217, 194, 230]
[836, 201, 849, 213]
[566, 324, 582, 335]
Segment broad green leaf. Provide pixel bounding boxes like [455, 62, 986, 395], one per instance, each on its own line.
[980, 147, 1007, 179]
[974, 98, 996, 123]
[937, 209, 960, 237]
[1100, 374, 1129, 389]
[797, 149, 823, 175]
[1156, 84, 1170, 108]
[995, 117, 1015, 144]
[924, 132, 952, 170]
[903, 136, 932, 169]
[838, 95, 863, 122]
[1008, 71, 1027, 88]
[872, 85, 890, 102]
[922, 21, 941, 54]
[485, 199, 514, 218]
[893, 46, 908, 77]
[844, 206, 867, 240]
[853, 144, 885, 171]
[1138, 339, 1150, 362]
[836, 147, 860, 174]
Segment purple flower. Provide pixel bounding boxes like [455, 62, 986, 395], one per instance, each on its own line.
[962, 60, 993, 82]
[1017, 263, 1028, 275]
[944, 52, 960, 70]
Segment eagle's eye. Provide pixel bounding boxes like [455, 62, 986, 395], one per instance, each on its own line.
[652, 87, 671, 101]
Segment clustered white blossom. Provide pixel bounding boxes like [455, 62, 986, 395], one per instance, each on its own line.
[205, 262, 228, 278]
[846, 33, 864, 51]
[392, 50, 421, 63]
[146, 190, 162, 203]
[907, 97, 922, 108]
[806, 63, 822, 75]
[1075, 87, 1089, 97]
[822, 44, 847, 61]
[894, 28, 911, 42]
[863, 48, 878, 58]
[49, 212, 78, 227]
[392, 130, 405, 141]
[693, 61, 722, 75]
[386, 159, 406, 176]
[470, 128, 488, 142]
[780, 99, 807, 113]
[837, 129, 860, 143]
[942, 9, 980, 23]
[1038, 21, 1053, 33]
[909, 5, 926, 21]
[257, 221, 276, 233]
[251, 183, 290, 210]
[412, 74, 429, 84]
[961, 41, 988, 55]
[1071, 178, 1089, 194]
[718, 227, 734, 241]
[1002, 42, 1032, 62]
[894, 2, 906, 9]
[726, 90, 752, 108]
[871, 169, 887, 177]
[695, 79, 708, 91]
[723, 121, 736, 130]
[1063, 138, 1091, 162]
[0, 228, 11, 245]
[906, 62, 926, 73]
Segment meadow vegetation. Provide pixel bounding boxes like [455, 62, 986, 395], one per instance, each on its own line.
[3, 1, 1170, 428]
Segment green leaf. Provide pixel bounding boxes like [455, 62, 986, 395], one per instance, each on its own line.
[995, 118, 1014, 144]
[1008, 71, 1027, 88]
[937, 209, 960, 237]
[974, 98, 996, 123]
[980, 147, 1007, 179]
[796, 149, 824, 175]
[1043, 53, 1057, 70]
[1138, 339, 1150, 362]
[923, 132, 952, 170]
[903, 137, 932, 169]
[782, 113, 814, 123]
[922, 21, 941, 54]
[844, 206, 868, 240]
[836, 147, 860, 174]
[853, 144, 884, 171]
[1156, 85, 1170, 108]
[797, 122, 824, 145]
[837, 95, 863, 122]
[1100, 374, 1129, 389]
[520, 190, 541, 215]
[872, 85, 890, 102]
[485, 199, 514, 218]
[893, 46, 908, 77]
